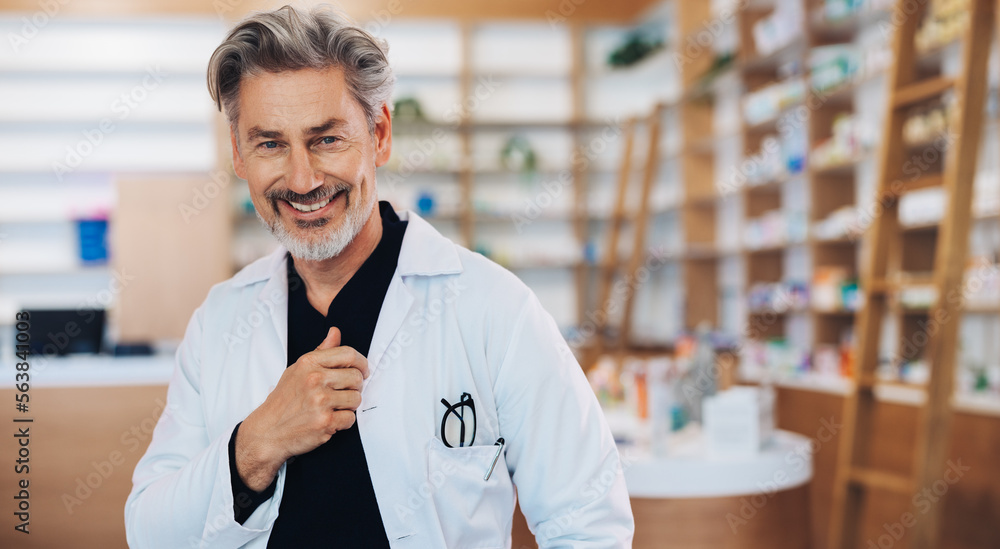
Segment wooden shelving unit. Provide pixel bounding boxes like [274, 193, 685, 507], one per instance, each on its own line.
[677, 1, 722, 332]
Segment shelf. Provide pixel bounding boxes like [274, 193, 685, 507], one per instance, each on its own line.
[745, 99, 806, 134]
[746, 173, 797, 192]
[685, 193, 720, 206]
[748, 306, 809, 316]
[915, 39, 962, 73]
[393, 119, 610, 132]
[964, 302, 1000, 314]
[741, 372, 1000, 418]
[739, 35, 807, 74]
[953, 393, 1000, 418]
[810, 153, 871, 177]
[812, 81, 857, 107]
[811, 307, 858, 316]
[745, 242, 796, 254]
[899, 220, 940, 232]
[0, 264, 110, 276]
[684, 244, 720, 259]
[741, 371, 853, 396]
[898, 209, 1000, 233]
[811, 234, 861, 245]
[808, 7, 891, 43]
[502, 260, 582, 270]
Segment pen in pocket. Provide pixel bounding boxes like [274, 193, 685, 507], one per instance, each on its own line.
[484, 437, 505, 481]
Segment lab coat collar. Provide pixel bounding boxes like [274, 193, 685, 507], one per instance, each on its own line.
[226, 208, 462, 384]
[229, 208, 463, 290]
[395, 209, 463, 277]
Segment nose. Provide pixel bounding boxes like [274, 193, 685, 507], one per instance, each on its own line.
[286, 145, 323, 195]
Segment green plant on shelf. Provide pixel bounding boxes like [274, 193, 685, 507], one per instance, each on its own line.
[607, 32, 664, 68]
[690, 52, 736, 99]
[500, 135, 538, 177]
[392, 96, 427, 125]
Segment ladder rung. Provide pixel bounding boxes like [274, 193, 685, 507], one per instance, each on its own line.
[857, 373, 878, 389]
[867, 280, 893, 294]
[848, 468, 915, 494]
[899, 173, 943, 192]
[866, 276, 937, 295]
[894, 77, 955, 109]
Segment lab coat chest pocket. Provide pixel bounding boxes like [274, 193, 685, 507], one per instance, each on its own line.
[425, 437, 514, 549]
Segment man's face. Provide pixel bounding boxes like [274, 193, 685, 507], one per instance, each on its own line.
[231, 66, 392, 260]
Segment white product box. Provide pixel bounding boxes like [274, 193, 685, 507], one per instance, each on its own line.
[703, 386, 776, 458]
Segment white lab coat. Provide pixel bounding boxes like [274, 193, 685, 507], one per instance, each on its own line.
[125, 209, 634, 549]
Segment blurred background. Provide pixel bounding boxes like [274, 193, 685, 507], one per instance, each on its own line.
[1, 0, 1000, 547]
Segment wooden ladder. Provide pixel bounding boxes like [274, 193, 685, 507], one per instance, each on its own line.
[828, 1, 995, 548]
[589, 104, 663, 364]
[591, 116, 636, 365]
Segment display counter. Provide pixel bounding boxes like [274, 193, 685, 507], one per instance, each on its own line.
[0, 355, 172, 549]
[0, 354, 174, 388]
[511, 424, 814, 549]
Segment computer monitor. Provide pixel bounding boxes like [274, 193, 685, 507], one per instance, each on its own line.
[21, 309, 105, 356]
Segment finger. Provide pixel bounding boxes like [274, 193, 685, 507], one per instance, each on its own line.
[316, 326, 341, 351]
[324, 368, 365, 391]
[327, 410, 357, 433]
[311, 347, 370, 379]
[329, 389, 362, 411]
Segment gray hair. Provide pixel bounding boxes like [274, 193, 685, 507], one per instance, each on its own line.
[207, 4, 395, 133]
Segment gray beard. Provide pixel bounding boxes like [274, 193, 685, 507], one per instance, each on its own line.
[258, 188, 377, 261]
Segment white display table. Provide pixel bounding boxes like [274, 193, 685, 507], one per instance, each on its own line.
[557, 411, 818, 549]
[619, 429, 813, 499]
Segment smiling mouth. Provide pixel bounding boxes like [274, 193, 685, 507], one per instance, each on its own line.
[281, 189, 345, 215]
[287, 195, 332, 212]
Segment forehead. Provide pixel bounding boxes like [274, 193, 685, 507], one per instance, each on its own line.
[237, 66, 364, 132]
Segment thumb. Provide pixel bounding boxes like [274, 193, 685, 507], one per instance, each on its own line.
[316, 326, 341, 350]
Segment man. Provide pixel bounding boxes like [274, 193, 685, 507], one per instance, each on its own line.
[125, 5, 633, 548]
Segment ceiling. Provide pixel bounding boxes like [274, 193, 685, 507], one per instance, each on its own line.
[0, 0, 661, 23]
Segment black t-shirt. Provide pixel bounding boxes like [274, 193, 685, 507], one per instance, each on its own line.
[228, 201, 406, 547]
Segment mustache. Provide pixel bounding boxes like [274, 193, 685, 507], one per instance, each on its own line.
[265, 183, 350, 204]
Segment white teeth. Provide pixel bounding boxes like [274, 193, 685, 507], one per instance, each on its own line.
[288, 195, 333, 213]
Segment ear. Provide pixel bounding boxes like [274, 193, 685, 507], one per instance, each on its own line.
[230, 126, 247, 180]
[373, 102, 392, 168]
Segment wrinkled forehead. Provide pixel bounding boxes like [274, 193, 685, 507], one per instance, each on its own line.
[237, 66, 366, 137]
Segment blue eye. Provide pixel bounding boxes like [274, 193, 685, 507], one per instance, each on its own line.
[263, 141, 278, 149]
[321, 136, 339, 145]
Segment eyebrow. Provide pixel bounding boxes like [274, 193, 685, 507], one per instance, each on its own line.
[245, 118, 349, 142]
[246, 126, 282, 142]
[305, 118, 349, 135]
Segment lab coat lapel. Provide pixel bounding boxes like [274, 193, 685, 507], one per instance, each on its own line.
[365, 274, 414, 386]
[257, 247, 290, 390]
[364, 210, 462, 385]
